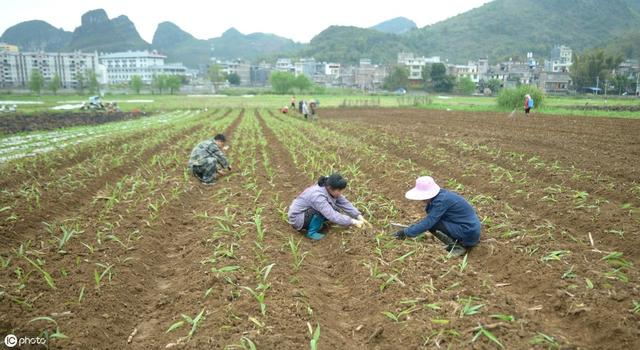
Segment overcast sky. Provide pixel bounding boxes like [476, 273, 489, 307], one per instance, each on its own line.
[1, 0, 491, 43]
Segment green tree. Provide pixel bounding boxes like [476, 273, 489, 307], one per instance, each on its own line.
[208, 64, 226, 92]
[455, 76, 476, 95]
[86, 70, 100, 94]
[293, 74, 312, 92]
[430, 63, 455, 92]
[166, 75, 183, 94]
[611, 74, 631, 95]
[269, 71, 296, 94]
[152, 74, 168, 94]
[422, 64, 432, 91]
[227, 72, 241, 86]
[571, 49, 623, 91]
[29, 69, 44, 95]
[487, 79, 503, 95]
[383, 66, 409, 91]
[48, 73, 61, 95]
[75, 70, 85, 94]
[130, 75, 143, 94]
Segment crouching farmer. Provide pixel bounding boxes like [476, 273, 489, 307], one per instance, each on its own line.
[188, 134, 231, 185]
[394, 176, 481, 257]
[288, 173, 370, 240]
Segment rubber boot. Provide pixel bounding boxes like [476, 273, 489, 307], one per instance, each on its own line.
[432, 230, 466, 257]
[306, 214, 326, 240]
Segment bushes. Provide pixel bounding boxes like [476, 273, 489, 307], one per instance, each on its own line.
[497, 85, 545, 109]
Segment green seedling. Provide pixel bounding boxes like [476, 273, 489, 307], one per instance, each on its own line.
[308, 323, 321, 350]
[166, 308, 206, 339]
[490, 314, 515, 322]
[29, 316, 68, 341]
[601, 252, 632, 268]
[23, 255, 56, 289]
[530, 332, 559, 349]
[459, 297, 484, 317]
[459, 254, 469, 272]
[288, 236, 308, 271]
[94, 263, 114, 290]
[381, 306, 418, 323]
[632, 300, 640, 314]
[472, 325, 504, 349]
[541, 250, 571, 262]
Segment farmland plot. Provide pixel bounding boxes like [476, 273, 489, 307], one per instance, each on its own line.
[1, 107, 638, 349]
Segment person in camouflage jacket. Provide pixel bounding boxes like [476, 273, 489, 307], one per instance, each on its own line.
[188, 134, 231, 185]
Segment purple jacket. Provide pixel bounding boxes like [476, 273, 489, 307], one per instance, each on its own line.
[288, 184, 361, 230]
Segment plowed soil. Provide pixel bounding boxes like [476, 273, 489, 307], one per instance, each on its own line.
[1, 107, 639, 349]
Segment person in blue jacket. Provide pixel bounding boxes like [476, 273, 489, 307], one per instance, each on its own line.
[393, 176, 481, 257]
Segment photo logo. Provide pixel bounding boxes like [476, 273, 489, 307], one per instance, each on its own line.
[4, 334, 18, 347]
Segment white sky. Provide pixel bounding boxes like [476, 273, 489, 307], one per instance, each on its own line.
[1, 0, 492, 43]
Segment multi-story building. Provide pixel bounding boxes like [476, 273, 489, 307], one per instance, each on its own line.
[354, 59, 387, 91]
[0, 50, 101, 89]
[0, 43, 19, 53]
[99, 50, 187, 85]
[295, 58, 317, 78]
[275, 58, 294, 73]
[397, 52, 441, 82]
[544, 45, 572, 73]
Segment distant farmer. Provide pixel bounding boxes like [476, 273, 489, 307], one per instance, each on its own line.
[298, 100, 303, 114]
[288, 173, 371, 240]
[309, 100, 317, 120]
[524, 94, 534, 115]
[393, 176, 481, 257]
[302, 100, 309, 119]
[291, 95, 296, 109]
[188, 134, 231, 185]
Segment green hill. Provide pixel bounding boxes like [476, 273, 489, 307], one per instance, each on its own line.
[0, 20, 72, 52]
[370, 17, 417, 34]
[67, 9, 149, 52]
[404, 0, 640, 62]
[305, 26, 409, 64]
[152, 22, 211, 67]
[208, 28, 302, 61]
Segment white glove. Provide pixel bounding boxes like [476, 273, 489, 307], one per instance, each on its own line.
[351, 218, 364, 229]
[357, 215, 373, 228]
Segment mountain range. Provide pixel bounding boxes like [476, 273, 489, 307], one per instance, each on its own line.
[2, 0, 639, 68]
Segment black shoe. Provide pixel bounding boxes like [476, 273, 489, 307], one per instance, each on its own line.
[445, 244, 467, 257]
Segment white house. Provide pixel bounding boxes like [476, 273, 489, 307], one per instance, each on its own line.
[99, 50, 188, 85]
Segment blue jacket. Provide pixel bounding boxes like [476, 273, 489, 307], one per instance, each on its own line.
[404, 189, 481, 245]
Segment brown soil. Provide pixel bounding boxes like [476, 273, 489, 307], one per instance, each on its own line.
[1, 107, 639, 349]
[0, 111, 152, 134]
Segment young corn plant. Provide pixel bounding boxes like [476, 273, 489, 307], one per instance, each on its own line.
[166, 308, 206, 339]
[308, 323, 321, 350]
[23, 255, 56, 290]
[530, 332, 559, 349]
[472, 325, 504, 349]
[381, 305, 418, 323]
[459, 297, 484, 317]
[288, 236, 308, 271]
[94, 263, 114, 290]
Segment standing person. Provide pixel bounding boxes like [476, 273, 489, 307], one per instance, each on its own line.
[288, 173, 371, 240]
[291, 95, 296, 109]
[393, 176, 481, 257]
[309, 100, 317, 121]
[188, 134, 231, 185]
[524, 94, 534, 115]
[302, 100, 309, 119]
[298, 100, 303, 114]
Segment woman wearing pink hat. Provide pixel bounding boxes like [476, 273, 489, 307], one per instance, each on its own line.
[394, 176, 481, 257]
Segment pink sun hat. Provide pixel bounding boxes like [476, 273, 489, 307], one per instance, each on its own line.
[405, 176, 441, 201]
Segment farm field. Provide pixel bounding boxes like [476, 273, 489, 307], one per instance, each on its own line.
[1, 106, 639, 349]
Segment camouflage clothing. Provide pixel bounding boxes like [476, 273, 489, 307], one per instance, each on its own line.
[188, 139, 229, 184]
